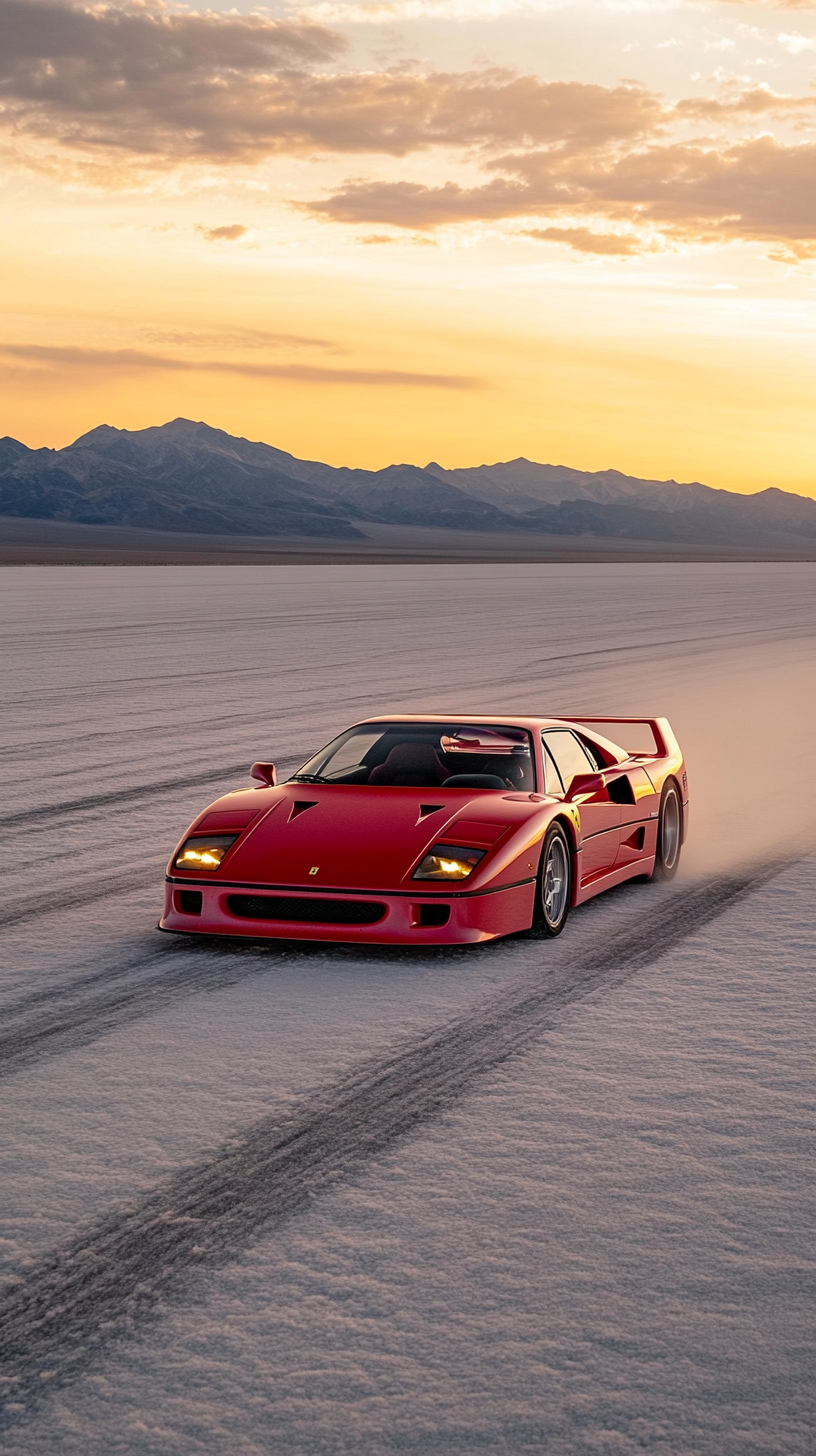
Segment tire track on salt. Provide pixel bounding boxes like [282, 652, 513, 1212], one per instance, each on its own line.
[0, 936, 284, 1080]
[0, 867, 162, 932]
[0, 863, 785, 1420]
[2, 764, 251, 831]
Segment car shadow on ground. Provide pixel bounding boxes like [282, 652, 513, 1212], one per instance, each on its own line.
[157, 874, 654, 967]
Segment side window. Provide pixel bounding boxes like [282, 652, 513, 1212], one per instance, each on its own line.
[541, 740, 564, 796]
[577, 735, 604, 770]
[543, 730, 595, 793]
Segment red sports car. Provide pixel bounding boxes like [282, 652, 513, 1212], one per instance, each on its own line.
[160, 715, 688, 945]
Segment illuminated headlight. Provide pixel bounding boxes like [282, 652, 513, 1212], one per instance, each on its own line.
[412, 844, 486, 881]
[174, 835, 238, 871]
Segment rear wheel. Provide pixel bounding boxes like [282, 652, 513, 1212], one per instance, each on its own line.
[533, 823, 572, 936]
[651, 780, 682, 880]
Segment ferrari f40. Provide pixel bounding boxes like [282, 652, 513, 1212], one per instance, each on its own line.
[160, 715, 688, 944]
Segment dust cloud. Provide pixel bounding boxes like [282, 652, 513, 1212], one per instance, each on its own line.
[652, 641, 815, 875]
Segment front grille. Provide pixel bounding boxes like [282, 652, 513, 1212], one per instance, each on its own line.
[226, 895, 386, 925]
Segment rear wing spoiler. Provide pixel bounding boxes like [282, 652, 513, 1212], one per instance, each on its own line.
[556, 715, 680, 760]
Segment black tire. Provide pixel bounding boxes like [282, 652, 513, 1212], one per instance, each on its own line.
[651, 780, 682, 881]
[532, 823, 572, 936]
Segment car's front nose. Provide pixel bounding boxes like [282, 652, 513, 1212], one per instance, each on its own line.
[162, 782, 544, 942]
[159, 877, 535, 944]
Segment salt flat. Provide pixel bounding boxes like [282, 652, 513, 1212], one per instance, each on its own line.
[0, 563, 813, 1454]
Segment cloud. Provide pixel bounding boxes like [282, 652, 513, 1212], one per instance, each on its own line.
[308, 134, 816, 254]
[358, 231, 437, 244]
[310, 179, 534, 227]
[520, 226, 651, 255]
[721, 0, 816, 9]
[777, 30, 816, 50]
[674, 84, 816, 118]
[0, 0, 339, 71]
[139, 327, 344, 353]
[297, 0, 816, 17]
[196, 225, 249, 242]
[293, 0, 561, 20]
[0, 342, 482, 389]
[0, 0, 343, 162]
[3, 0, 815, 261]
[746, 0, 816, 7]
[558, 136, 816, 243]
[767, 239, 816, 259]
[0, 4, 662, 165]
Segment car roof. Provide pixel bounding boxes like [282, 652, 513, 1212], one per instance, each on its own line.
[359, 714, 585, 730]
[355, 714, 630, 762]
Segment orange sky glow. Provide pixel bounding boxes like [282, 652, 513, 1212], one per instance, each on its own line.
[2, 0, 815, 495]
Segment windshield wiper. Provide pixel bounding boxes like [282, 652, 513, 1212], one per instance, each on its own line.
[290, 773, 329, 783]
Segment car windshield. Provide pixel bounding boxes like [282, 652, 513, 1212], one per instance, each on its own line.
[292, 722, 536, 791]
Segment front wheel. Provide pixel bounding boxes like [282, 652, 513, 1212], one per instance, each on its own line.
[651, 780, 682, 881]
[533, 823, 572, 936]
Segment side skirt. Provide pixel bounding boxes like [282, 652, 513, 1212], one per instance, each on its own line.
[573, 855, 657, 907]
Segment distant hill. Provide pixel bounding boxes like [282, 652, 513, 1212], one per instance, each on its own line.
[1, 418, 814, 550]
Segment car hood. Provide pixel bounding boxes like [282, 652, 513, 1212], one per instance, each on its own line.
[206, 783, 534, 891]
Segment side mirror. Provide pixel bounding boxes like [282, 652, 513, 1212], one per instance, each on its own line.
[566, 771, 606, 801]
[250, 761, 277, 787]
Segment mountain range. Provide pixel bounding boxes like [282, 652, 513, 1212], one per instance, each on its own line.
[1, 418, 815, 550]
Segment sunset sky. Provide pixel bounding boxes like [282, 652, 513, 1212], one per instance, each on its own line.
[2, 0, 815, 494]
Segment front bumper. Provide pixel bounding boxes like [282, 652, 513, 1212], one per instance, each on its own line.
[159, 877, 535, 945]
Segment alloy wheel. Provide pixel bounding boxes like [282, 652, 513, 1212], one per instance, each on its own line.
[542, 833, 569, 928]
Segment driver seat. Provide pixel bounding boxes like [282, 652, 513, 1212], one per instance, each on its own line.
[368, 743, 448, 786]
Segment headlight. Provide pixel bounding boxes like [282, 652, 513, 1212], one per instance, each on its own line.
[412, 844, 486, 881]
[174, 835, 238, 871]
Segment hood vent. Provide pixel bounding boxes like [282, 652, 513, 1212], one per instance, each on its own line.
[289, 800, 318, 821]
